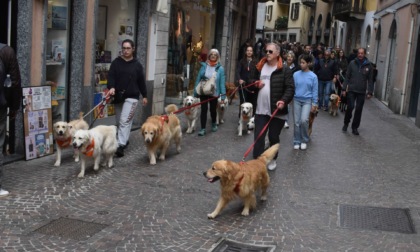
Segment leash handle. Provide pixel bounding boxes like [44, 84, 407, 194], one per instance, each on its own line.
[242, 107, 279, 160]
[83, 92, 111, 118]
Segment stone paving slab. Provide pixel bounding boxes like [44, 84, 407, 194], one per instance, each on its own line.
[0, 98, 420, 251]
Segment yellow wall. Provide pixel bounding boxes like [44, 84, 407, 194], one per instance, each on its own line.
[365, 0, 378, 12]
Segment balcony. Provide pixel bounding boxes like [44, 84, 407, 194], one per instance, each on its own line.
[333, 0, 366, 21]
[301, 0, 316, 7]
[277, 0, 290, 4]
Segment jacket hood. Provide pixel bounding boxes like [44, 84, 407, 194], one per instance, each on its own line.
[256, 56, 283, 71]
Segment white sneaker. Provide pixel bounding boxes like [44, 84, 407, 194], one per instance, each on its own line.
[300, 143, 307, 150]
[267, 160, 277, 171]
[284, 122, 289, 128]
[293, 144, 300, 150]
[0, 189, 10, 197]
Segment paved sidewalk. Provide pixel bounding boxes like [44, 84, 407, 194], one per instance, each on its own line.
[0, 98, 419, 251]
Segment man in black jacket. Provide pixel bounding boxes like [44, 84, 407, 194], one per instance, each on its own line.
[342, 48, 374, 135]
[314, 50, 339, 111]
[0, 43, 21, 197]
[253, 43, 295, 170]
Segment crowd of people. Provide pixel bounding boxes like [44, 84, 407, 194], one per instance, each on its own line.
[231, 38, 376, 169]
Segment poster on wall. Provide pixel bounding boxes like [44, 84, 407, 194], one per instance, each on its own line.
[22, 86, 54, 160]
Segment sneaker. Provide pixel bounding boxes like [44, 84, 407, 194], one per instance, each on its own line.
[123, 141, 130, 149]
[342, 124, 348, 132]
[0, 189, 9, 197]
[284, 122, 289, 128]
[352, 128, 359, 135]
[115, 146, 124, 157]
[211, 123, 218, 132]
[267, 160, 277, 171]
[198, 128, 206, 136]
[300, 143, 307, 150]
[293, 144, 300, 150]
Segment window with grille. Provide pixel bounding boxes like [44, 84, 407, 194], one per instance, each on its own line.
[291, 3, 299, 20]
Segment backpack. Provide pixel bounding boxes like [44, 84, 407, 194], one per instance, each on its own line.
[0, 43, 7, 108]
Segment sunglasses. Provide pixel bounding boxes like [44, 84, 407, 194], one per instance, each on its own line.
[265, 50, 274, 54]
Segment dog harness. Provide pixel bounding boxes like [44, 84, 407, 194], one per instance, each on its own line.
[234, 174, 244, 194]
[242, 115, 250, 121]
[159, 115, 170, 134]
[184, 110, 191, 115]
[56, 137, 72, 148]
[82, 139, 95, 157]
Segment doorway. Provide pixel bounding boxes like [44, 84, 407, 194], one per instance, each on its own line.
[408, 27, 420, 118]
[384, 20, 397, 103]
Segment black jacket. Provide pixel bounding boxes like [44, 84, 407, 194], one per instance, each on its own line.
[0, 43, 21, 110]
[107, 57, 147, 99]
[256, 58, 295, 115]
[315, 58, 339, 81]
[343, 58, 374, 95]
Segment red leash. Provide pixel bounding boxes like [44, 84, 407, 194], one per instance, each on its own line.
[241, 107, 279, 162]
[173, 95, 221, 115]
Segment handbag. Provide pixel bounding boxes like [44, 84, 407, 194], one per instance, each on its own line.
[195, 73, 216, 96]
[112, 89, 126, 104]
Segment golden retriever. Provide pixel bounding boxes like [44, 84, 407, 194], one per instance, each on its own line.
[216, 97, 228, 125]
[329, 93, 340, 117]
[72, 125, 118, 178]
[141, 104, 182, 165]
[308, 110, 318, 136]
[238, 102, 253, 136]
[53, 112, 89, 166]
[203, 144, 279, 219]
[183, 96, 200, 134]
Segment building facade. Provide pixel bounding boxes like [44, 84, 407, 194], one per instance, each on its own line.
[0, 0, 259, 163]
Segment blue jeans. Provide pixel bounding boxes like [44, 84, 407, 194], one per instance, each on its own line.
[318, 80, 332, 108]
[293, 99, 312, 145]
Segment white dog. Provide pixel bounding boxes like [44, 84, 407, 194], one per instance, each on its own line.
[53, 112, 89, 167]
[72, 125, 118, 178]
[216, 97, 229, 125]
[183, 96, 200, 134]
[238, 102, 253, 136]
[247, 116, 255, 131]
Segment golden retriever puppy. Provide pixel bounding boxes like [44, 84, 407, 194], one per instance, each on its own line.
[141, 104, 182, 165]
[329, 93, 340, 117]
[238, 102, 253, 136]
[183, 96, 200, 134]
[203, 144, 279, 219]
[72, 125, 118, 178]
[216, 97, 228, 125]
[53, 112, 89, 167]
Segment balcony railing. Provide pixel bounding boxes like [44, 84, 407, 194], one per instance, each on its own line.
[333, 0, 366, 21]
[301, 0, 316, 7]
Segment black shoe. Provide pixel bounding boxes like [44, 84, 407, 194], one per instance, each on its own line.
[116, 146, 124, 157]
[123, 141, 129, 149]
[342, 124, 348, 132]
[352, 129, 359, 135]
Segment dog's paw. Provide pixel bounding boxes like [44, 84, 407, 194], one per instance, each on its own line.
[54, 161, 60, 167]
[207, 213, 217, 219]
[158, 155, 165, 161]
[241, 209, 250, 216]
[220, 120, 224, 124]
[186, 129, 192, 134]
[77, 172, 84, 178]
[176, 146, 181, 153]
[261, 195, 267, 201]
[74, 157, 80, 162]
[247, 130, 251, 134]
[93, 165, 100, 171]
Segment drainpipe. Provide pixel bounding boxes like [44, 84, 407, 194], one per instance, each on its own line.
[400, 7, 416, 114]
[7, 0, 11, 45]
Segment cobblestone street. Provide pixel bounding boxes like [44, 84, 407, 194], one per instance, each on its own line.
[1, 98, 420, 251]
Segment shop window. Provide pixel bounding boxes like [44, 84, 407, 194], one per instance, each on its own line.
[166, 0, 217, 101]
[93, 0, 137, 121]
[46, 0, 70, 122]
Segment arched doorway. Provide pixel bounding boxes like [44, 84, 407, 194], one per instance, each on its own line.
[408, 26, 420, 118]
[308, 16, 314, 45]
[316, 14, 322, 45]
[374, 24, 381, 65]
[384, 20, 397, 103]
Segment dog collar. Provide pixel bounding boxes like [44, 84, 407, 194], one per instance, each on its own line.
[82, 139, 95, 157]
[242, 115, 249, 121]
[56, 137, 72, 148]
[234, 174, 244, 194]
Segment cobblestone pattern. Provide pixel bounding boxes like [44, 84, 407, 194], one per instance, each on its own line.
[0, 98, 420, 251]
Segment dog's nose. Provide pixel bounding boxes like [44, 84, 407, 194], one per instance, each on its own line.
[146, 139, 151, 143]
[72, 142, 78, 148]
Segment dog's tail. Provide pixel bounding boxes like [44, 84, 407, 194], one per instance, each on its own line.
[165, 104, 179, 114]
[258, 144, 279, 165]
[78, 112, 84, 120]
